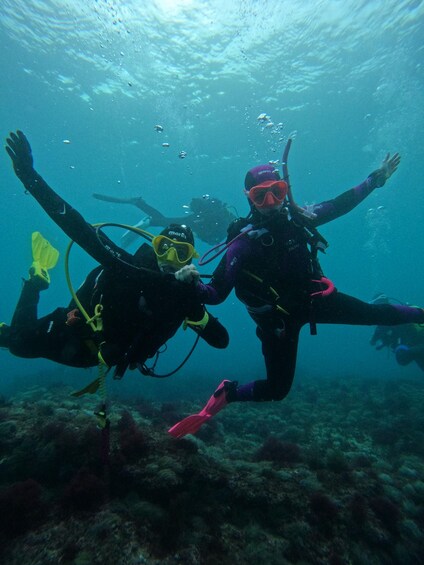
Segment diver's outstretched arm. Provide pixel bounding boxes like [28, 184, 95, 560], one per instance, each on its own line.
[311, 152, 401, 227]
[5, 131, 139, 270]
[93, 192, 191, 228]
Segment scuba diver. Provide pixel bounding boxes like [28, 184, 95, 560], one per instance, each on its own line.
[92, 192, 237, 246]
[168, 141, 424, 438]
[370, 294, 424, 371]
[2, 131, 228, 382]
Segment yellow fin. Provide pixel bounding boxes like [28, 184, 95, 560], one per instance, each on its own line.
[31, 231, 59, 270]
[71, 377, 102, 397]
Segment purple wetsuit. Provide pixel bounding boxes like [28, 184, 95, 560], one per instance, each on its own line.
[197, 175, 424, 402]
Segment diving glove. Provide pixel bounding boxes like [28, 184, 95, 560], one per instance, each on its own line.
[175, 264, 200, 284]
[5, 130, 35, 183]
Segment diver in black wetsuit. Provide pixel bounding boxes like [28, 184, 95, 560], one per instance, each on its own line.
[370, 295, 424, 371]
[93, 192, 237, 245]
[1, 131, 228, 378]
[168, 144, 424, 438]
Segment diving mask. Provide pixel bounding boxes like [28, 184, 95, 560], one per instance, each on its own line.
[152, 235, 199, 266]
[247, 180, 288, 210]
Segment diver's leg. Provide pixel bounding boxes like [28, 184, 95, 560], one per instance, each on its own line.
[9, 306, 97, 367]
[9, 306, 64, 359]
[132, 200, 168, 225]
[0, 323, 10, 348]
[188, 309, 230, 349]
[2, 242, 57, 349]
[413, 346, 424, 371]
[10, 279, 40, 329]
[248, 318, 301, 401]
[167, 314, 301, 438]
[222, 311, 302, 403]
[314, 292, 424, 326]
[395, 344, 424, 371]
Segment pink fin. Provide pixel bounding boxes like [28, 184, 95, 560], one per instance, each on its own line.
[168, 380, 231, 438]
[168, 414, 211, 438]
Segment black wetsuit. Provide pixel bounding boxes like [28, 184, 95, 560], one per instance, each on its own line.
[93, 194, 236, 245]
[5, 170, 228, 373]
[371, 321, 424, 371]
[197, 177, 424, 401]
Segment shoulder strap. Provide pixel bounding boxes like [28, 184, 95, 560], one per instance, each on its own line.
[290, 207, 329, 253]
[226, 217, 251, 242]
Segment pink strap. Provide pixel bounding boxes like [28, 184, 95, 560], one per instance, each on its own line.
[310, 276, 335, 298]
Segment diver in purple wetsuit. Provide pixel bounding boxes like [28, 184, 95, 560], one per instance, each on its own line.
[168, 141, 424, 438]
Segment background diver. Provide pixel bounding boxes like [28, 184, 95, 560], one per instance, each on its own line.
[92, 191, 237, 246]
[168, 143, 424, 438]
[370, 294, 424, 371]
[1, 131, 229, 382]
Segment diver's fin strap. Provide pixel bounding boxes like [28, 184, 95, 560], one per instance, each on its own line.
[183, 310, 209, 331]
[29, 262, 52, 287]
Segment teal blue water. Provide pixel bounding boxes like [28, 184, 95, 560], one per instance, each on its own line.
[0, 0, 423, 398]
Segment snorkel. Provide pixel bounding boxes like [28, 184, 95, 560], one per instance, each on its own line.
[282, 137, 296, 207]
[281, 134, 315, 220]
[281, 136, 335, 304]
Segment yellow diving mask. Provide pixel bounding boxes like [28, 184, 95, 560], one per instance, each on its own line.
[152, 235, 199, 267]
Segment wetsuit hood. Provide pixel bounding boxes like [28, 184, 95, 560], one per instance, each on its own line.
[244, 164, 281, 191]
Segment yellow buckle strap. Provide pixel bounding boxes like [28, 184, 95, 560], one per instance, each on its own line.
[243, 270, 290, 315]
[183, 310, 209, 331]
[269, 287, 290, 315]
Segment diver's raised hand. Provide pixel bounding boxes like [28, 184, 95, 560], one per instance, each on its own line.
[380, 152, 401, 181]
[175, 264, 200, 284]
[5, 130, 35, 181]
[371, 152, 401, 188]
